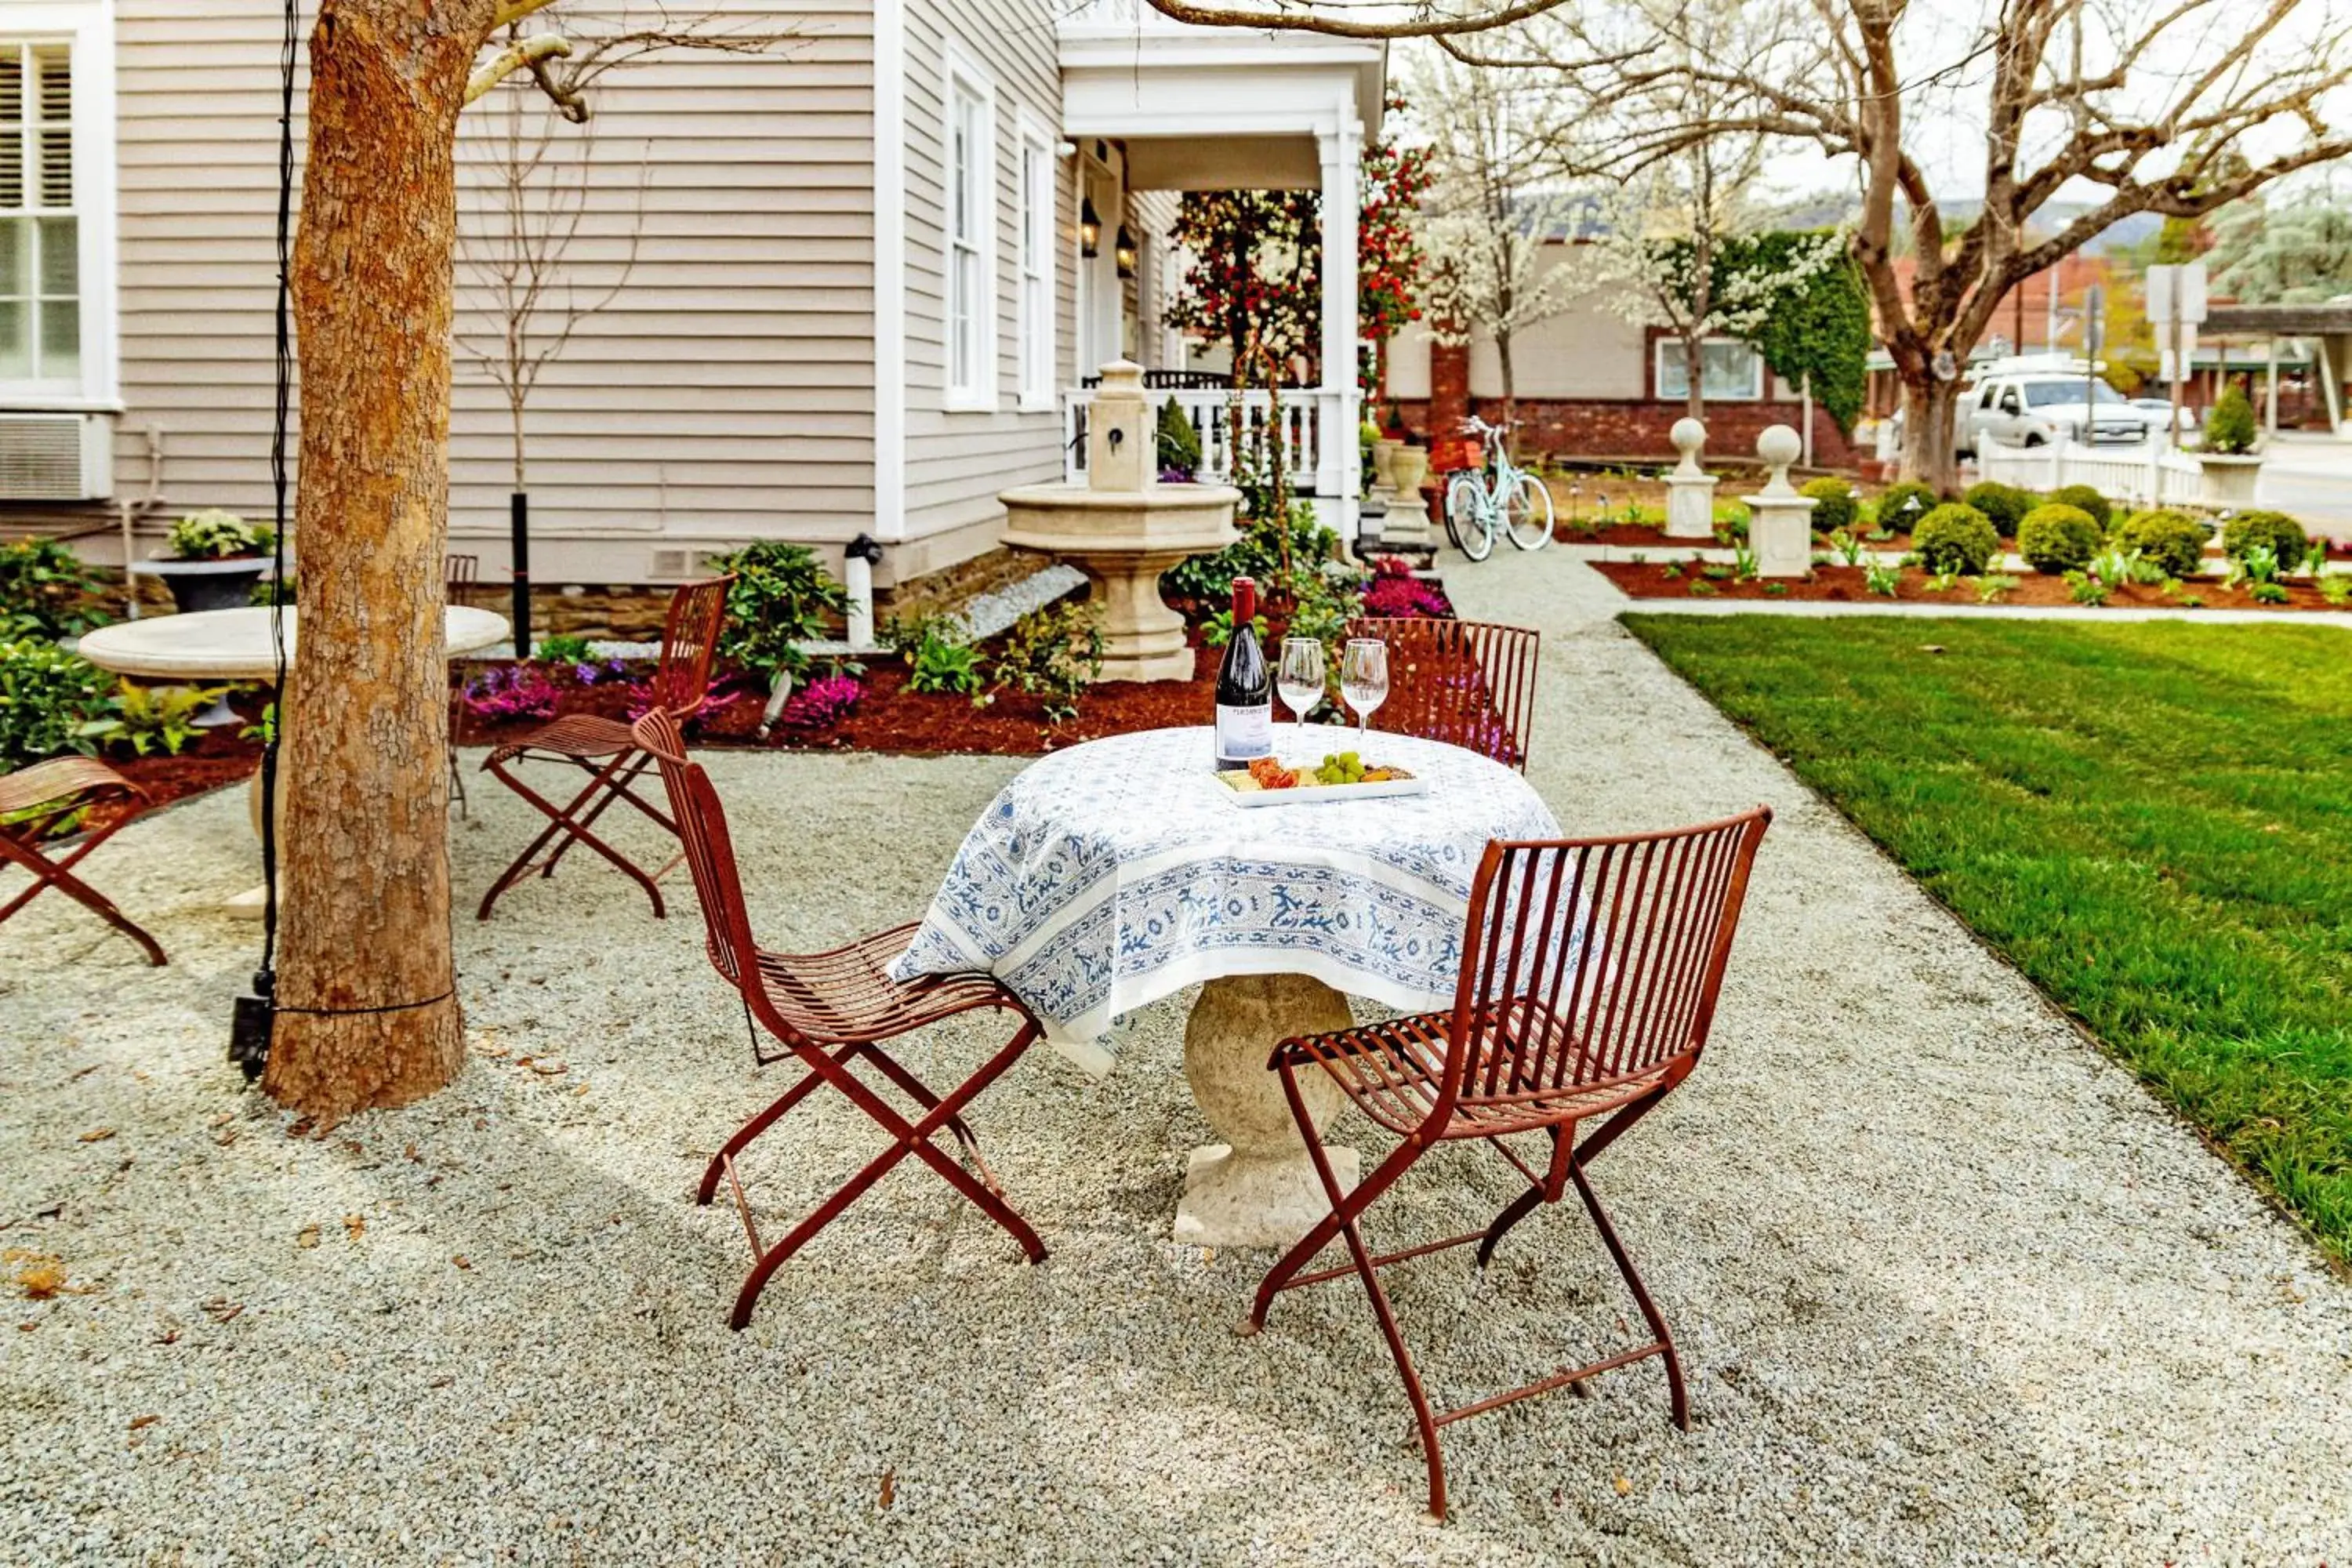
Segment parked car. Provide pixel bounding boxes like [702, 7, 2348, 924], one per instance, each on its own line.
[2127, 397, 2201, 441]
[1955, 368, 2147, 456]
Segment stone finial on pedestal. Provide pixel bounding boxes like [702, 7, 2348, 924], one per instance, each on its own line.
[1744, 423, 1817, 577]
[1663, 416, 1719, 539]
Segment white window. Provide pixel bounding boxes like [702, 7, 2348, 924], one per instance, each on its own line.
[943, 54, 996, 411]
[1015, 116, 1053, 409]
[0, 40, 78, 390]
[1655, 338, 1766, 402]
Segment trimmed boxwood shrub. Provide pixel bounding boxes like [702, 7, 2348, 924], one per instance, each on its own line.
[1799, 476, 1857, 536]
[2016, 504, 2103, 575]
[0, 637, 113, 770]
[1962, 480, 2033, 535]
[2204, 383, 2259, 455]
[1873, 480, 1940, 531]
[2046, 483, 2113, 530]
[1911, 503, 2001, 575]
[2116, 509, 2209, 579]
[2220, 510, 2310, 572]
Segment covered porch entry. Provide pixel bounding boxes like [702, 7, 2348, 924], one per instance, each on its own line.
[1057, 1, 1385, 541]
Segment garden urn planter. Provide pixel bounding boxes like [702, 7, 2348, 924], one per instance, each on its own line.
[2195, 452, 2263, 509]
[1000, 360, 1240, 683]
[1744, 425, 1817, 577]
[1370, 437, 1404, 496]
[144, 556, 269, 615]
[1383, 446, 1433, 545]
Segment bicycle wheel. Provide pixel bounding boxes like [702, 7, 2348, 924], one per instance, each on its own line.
[1448, 474, 1494, 561]
[1504, 469, 1556, 550]
[1439, 472, 1472, 554]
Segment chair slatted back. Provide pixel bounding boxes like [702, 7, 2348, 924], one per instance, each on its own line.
[631, 710, 760, 998]
[1346, 616, 1541, 771]
[444, 554, 479, 607]
[649, 576, 735, 721]
[1443, 808, 1769, 1113]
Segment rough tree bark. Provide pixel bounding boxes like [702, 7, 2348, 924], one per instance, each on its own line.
[265, 0, 497, 1120]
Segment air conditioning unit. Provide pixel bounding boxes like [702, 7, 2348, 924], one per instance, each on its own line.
[0, 413, 111, 501]
[648, 546, 732, 580]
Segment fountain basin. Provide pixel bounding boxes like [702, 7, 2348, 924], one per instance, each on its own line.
[1000, 482, 1240, 683]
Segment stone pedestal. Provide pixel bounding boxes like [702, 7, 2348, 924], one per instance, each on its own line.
[1174, 973, 1358, 1247]
[1663, 417, 1719, 540]
[1746, 424, 1818, 578]
[1383, 448, 1433, 546]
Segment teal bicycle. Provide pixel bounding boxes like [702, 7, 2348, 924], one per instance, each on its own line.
[1440, 415, 1555, 561]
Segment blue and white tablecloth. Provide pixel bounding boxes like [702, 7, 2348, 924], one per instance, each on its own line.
[890, 724, 1561, 1074]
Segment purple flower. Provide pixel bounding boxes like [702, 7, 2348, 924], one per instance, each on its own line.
[777, 673, 863, 729]
[1361, 575, 1452, 619]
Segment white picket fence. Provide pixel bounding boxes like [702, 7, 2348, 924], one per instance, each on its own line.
[1975, 439, 2205, 509]
[1063, 385, 1327, 490]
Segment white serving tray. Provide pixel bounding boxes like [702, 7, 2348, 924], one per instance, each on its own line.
[1212, 769, 1430, 808]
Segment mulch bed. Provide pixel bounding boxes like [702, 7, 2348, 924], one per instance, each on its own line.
[1594, 559, 2352, 612]
[453, 652, 1225, 757]
[84, 725, 267, 833]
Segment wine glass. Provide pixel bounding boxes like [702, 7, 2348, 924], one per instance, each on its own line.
[1278, 637, 1325, 740]
[1341, 637, 1388, 740]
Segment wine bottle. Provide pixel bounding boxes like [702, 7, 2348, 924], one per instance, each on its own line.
[1214, 575, 1273, 770]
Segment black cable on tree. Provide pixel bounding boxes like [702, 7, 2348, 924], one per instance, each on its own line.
[230, 0, 298, 1080]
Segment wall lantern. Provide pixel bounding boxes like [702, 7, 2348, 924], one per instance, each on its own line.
[1079, 198, 1102, 258]
[1114, 224, 1138, 279]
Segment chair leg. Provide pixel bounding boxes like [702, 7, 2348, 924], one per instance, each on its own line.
[477, 750, 667, 920]
[0, 825, 166, 966]
[535, 751, 670, 880]
[724, 1022, 1045, 1331]
[1251, 1058, 1450, 1519]
[1566, 1156, 1688, 1431]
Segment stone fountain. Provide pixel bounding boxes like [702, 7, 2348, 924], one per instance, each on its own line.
[1000, 361, 1240, 683]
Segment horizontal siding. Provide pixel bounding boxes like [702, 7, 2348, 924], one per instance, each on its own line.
[111, 0, 878, 572]
[899, 0, 1066, 558]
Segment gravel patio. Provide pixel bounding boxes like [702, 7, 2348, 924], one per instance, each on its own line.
[4, 549, 2348, 1563]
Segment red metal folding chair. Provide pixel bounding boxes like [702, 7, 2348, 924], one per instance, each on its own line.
[476, 576, 731, 920]
[1346, 616, 1541, 771]
[630, 710, 1048, 1330]
[1243, 807, 1771, 1518]
[445, 555, 481, 819]
[0, 757, 167, 965]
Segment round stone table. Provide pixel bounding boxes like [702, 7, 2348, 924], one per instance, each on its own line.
[891, 724, 1561, 1247]
[76, 605, 510, 916]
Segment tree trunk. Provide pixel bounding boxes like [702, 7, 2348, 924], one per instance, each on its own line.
[265, 0, 494, 1121]
[1897, 368, 1962, 493]
[1682, 331, 1705, 420]
[1496, 330, 1516, 456]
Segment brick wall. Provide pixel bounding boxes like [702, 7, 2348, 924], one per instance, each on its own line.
[1394, 394, 1857, 469]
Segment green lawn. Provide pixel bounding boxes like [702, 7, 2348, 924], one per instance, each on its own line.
[1623, 614, 2352, 1267]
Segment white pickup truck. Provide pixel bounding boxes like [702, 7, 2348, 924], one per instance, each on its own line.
[1955, 367, 2148, 457]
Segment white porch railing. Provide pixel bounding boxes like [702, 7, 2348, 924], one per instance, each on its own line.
[1064, 385, 1330, 492]
[1976, 438, 2204, 509]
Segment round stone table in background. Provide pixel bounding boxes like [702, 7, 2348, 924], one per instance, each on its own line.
[76, 605, 510, 916]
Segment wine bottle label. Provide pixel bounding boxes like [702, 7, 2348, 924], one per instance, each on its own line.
[1215, 702, 1273, 761]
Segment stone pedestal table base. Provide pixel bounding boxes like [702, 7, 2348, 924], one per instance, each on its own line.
[1174, 972, 1359, 1247]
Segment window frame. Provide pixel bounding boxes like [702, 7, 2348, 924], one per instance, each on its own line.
[1014, 109, 1054, 412]
[941, 47, 999, 413]
[0, 3, 114, 412]
[1653, 336, 1766, 404]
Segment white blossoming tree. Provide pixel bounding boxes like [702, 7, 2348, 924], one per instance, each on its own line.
[1408, 53, 1580, 448]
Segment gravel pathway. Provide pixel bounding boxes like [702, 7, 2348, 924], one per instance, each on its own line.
[3, 550, 2348, 1563]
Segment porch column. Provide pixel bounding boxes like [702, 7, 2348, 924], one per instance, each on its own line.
[1317, 122, 1362, 543]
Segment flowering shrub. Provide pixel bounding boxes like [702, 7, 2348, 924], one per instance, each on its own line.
[1360, 572, 1452, 619]
[1370, 555, 1417, 579]
[459, 665, 562, 722]
[776, 672, 862, 728]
